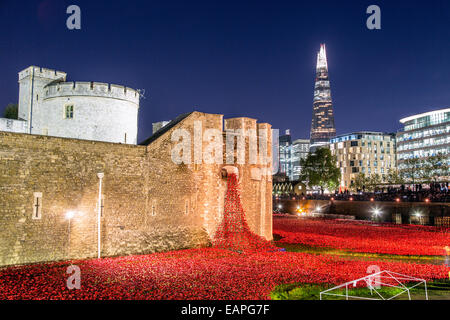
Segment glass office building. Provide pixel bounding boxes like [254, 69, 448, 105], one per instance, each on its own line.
[290, 139, 310, 181]
[276, 130, 310, 181]
[397, 108, 450, 173]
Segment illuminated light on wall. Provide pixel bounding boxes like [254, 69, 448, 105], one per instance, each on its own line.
[65, 211, 75, 220]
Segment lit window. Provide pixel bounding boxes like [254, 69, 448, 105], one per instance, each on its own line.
[65, 105, 74, 119]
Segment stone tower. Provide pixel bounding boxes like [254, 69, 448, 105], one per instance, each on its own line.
[18, 66, 67, 133]
[16, 66, 140, 144]
[309, 44, 336, 152]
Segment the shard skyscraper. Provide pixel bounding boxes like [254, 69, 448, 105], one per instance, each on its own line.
[309, 44, 336, 152]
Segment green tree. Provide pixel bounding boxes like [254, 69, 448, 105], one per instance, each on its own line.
[400, 157, 422, 184]
[3, 103, 18, 119]
[368, 173, 382, 191]
[299, 148, 340, 194]
[422, 153, 448, 182]
[353, 173, 368, 192]
[386, 168, 404, 185]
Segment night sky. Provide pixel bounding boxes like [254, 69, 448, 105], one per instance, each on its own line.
[0, 0, 449, 142]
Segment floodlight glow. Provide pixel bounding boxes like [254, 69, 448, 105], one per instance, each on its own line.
[372, 207, 382, 216]
[65, 211, 75, 220]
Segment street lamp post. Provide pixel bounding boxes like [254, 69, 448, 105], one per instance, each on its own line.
[97, 172, 104, 259]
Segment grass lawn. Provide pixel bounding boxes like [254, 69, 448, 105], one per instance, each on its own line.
[271, 279, 450, 300]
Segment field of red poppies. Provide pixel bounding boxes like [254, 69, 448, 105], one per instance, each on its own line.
[0, 247, 448, 300]
[273, 216, 449, 256]
[1, 217, 448, 300]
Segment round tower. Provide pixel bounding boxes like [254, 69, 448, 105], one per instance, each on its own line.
[18, 66, 140, 144]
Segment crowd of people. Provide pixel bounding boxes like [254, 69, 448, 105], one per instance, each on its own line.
[275, 182, 450, 203]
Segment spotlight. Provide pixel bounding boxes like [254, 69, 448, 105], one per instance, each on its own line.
[425, 198, 430, 203]
[370, 198, 374, 202]
[372, 208, 381, 216]
[65, 211, 75, 220]
[278, 204, 282, 209]
[349, 197, 353, 201]
[395, 198, 400, 202]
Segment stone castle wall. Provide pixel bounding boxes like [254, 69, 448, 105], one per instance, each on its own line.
[0, 112, 272, 266]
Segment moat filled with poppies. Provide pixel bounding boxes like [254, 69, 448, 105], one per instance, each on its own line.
[0, 214, 448, 300]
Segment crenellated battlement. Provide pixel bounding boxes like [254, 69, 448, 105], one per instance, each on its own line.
[18, 66, 67, 82]
[44, 81, 140, 105]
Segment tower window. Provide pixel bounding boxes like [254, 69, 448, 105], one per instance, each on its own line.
[185, 199, 189, 215]
[64, 105, 74, 119]
[32, 192, 42, 219]
[151, 199, 157, 216]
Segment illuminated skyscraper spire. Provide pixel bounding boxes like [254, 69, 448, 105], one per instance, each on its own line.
[309, 44, 336, 152]
[316, 43, 328, 70]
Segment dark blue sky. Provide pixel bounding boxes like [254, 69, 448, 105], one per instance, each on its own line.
[0, 0, 449, 141]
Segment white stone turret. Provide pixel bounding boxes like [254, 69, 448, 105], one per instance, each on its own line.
[16, 66, 140, 144]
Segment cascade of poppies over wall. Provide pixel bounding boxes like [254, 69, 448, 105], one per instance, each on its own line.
[213, 173, 277, 253]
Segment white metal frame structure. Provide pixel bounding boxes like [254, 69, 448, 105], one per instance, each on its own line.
[319, 270, 428, 300]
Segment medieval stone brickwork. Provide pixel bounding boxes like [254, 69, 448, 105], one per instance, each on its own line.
[0, 111, 272, 266]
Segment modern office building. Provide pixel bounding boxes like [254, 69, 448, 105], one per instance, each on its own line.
[278, 130, 292, 178]
[330, 132, 396, 190]
[276, 130, 310, 181]
[290, 139, 310, 181]
[310, 44, 336, 152]
[397, 107, 450, 176]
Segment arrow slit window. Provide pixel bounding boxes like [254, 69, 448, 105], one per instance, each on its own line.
[33, 192, 42, 219]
